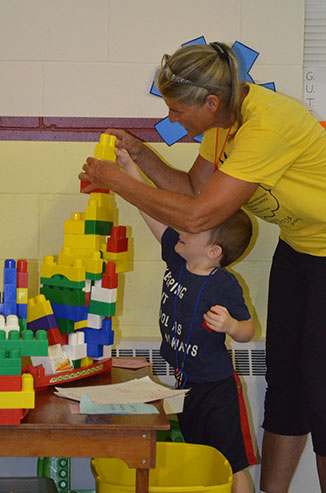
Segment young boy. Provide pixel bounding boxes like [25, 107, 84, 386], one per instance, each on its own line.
[116, 149, 256, 493]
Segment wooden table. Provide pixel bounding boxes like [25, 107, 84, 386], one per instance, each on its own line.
[0, 363, 170, 493]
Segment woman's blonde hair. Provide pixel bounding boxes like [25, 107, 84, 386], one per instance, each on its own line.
[157, 42, 244, 129]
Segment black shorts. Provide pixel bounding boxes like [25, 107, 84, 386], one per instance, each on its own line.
[177, 375, 250, 473]
[263, 239, 326, 456]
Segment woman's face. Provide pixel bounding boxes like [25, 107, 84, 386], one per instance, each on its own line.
[164, 96, 216, 138]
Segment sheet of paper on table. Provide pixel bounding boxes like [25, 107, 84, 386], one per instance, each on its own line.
[79, 395, 159, 414]
[111, 357, 152, 369]
[54, 376, 188, 413]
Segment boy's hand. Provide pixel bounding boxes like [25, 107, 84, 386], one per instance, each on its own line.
[116, 148, 137, 174]
[203, 305, 236, 336]
[203, 305, 255, 342]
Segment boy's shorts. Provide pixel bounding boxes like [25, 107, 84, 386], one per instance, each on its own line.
[177, 374, 256, 473]
[263, 240, 326, 456]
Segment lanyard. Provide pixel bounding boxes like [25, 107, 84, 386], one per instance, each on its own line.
[173, 263, 218, 388]
[213, 126, 232, 173]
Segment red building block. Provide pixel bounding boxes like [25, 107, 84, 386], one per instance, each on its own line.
[0, 408, 24, 425]
[80, 180, 110, 195]
[106, 226, 128, 253]
[47, 327, 62, 346]
[102, 262, 118, 289]
[0, 374, 22, 391]
[17, 259, 28, 288]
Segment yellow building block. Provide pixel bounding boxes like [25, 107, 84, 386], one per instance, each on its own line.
[74, 320, 88, 330]
[27, 294, 53, 323]
[64, 233, 101, 257]
[90, 193, 112, 209]
[64, 212, 85, 235]
[17, 288, 28, 304]
[81, 356, 93, 367]
[101, 249, 131, 273]
[57, 246, 76, 266]
[40, 255, 86, 283]
[85, 251, 103, 275]
[0, 373, 34, 409]
[94, 133, 116, 162]
[85, 198, 114, 222]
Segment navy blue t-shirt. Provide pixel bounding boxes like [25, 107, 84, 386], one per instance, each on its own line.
[159, 228, 251, 383]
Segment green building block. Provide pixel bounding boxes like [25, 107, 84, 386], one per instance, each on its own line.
[19, 318, 27, 332]
[85, 272, 102, 281]
[0, 347, 22, 375]
[56, 318, 76, 334]
[72, 359, 81, 369]
[88, 299, 115, 317]
[40, 285, 85, 307]
[0, 329, 48, 356]
[40, 275, 85, 290]
[85, 220, 113, 236]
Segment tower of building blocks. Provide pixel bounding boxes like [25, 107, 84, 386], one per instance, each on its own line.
[0, 134, 132, 419]
[36, 133, 131, 366]
[0, 324, 48, 424]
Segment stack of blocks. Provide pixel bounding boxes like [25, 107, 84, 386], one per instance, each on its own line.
[36, 133, 130, 365]
[0, 259, 49, 423]
[0, 266, 52, 416]
[0, 133, 130, 422]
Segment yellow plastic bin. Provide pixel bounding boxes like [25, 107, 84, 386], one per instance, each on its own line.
[92, 442, 233, 493]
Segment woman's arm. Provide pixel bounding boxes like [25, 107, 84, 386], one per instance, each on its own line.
[104, 129, 212, 196]
[79, 156, 258, 233]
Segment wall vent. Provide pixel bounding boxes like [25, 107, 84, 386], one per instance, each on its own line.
[110, 341, 266, 383]
[304, 0, 326, 66]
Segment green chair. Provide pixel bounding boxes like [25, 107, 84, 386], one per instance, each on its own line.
[37, 457, 95, 493]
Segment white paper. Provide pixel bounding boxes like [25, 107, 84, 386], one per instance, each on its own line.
[55, 376, 188, 405]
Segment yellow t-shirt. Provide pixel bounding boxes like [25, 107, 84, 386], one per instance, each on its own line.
[199, 83, 326, 256]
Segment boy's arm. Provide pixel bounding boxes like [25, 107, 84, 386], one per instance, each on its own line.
[116, 148, 168, 243]
[203, 305, 255, 342]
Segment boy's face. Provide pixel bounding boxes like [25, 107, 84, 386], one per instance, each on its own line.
[174, 230, 213, 262]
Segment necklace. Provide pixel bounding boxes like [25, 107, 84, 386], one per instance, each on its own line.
[213, 126, 232, 172]
[173, 263, 218, 389]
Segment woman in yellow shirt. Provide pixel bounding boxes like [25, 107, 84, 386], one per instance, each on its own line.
[80, 42, 326, 493]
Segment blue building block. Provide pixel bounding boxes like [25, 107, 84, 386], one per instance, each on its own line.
[17, 304, 28, 319]
[3, 300, 17, 318]
[3, 284, 16, 300]
[4, 259, 17, 285]
[80, 318, 114, 358]
[51, 303, 88, 323]
[3, 259, 18, 317]
[27, 313, 58, 332]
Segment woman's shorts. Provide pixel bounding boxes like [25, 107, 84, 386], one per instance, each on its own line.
[177, 375, 253, 473]
[263, 239, 326, 456]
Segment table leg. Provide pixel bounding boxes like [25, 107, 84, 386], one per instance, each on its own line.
[136, 468, 149, 493]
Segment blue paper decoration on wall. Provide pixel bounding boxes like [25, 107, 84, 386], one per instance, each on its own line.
[151, 38, 276, 146]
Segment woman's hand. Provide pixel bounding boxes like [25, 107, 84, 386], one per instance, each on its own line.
[104, 128, 145, 162]
[79, 157, 122, 193]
